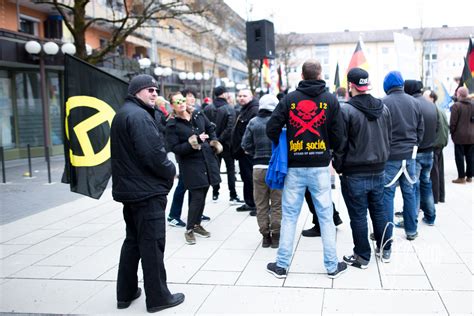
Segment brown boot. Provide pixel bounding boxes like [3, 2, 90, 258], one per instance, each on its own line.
[262, 234, 272, 248]
[271, 233, 280, 248]
[466, 177, 472, 183]
[452, 178, 466, 184]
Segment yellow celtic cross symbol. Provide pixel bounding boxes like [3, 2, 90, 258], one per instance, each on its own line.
[65, 96, 116, 167]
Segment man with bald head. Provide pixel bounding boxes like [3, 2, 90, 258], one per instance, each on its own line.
[232, 88, 259, 214]
[266, 59, 347, 279]
[450, 87, 474, 183]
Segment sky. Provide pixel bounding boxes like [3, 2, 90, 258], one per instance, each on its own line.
[224, 0, 474, 34]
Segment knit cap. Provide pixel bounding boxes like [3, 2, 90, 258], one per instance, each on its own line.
[128, 74, 158, 95]
[259, 94, 279, 112]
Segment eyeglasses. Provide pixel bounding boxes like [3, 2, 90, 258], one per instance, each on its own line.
[147, 88, 158, 94]
[173, 98, 186, 105]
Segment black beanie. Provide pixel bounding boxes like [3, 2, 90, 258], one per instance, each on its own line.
[214, 86, 227, 97]
[128, 74, 158, 95]
[404, 80, 423, 96]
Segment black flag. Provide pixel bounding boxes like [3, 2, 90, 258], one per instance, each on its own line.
[62, 54, 128, 199]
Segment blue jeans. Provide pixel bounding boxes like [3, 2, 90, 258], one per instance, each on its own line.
[168, 177, 187, 220]
[277, 167, 338, 273]
[341, 173, 391, 261]
[415, 152, 436, 224]
[383, 159, 418, 236]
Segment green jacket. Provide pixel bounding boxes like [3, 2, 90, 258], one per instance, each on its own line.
[434, 106, 449, 148]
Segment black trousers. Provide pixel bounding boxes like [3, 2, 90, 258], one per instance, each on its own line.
[454, 144, 473, 178]
[212, 149, 237, 198]
[304, 188, 339, 228]
[430, 147, 445, 203]
[117, 195, 171, 309]
[238, 154, 255, 207]
[187, 186, 209, 230]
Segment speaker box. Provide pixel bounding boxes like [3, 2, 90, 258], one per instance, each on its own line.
[246, 20, 275, 60]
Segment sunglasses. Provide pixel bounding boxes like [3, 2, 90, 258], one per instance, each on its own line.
[147, 88, 158, 93]
[173, 98, 186, 105]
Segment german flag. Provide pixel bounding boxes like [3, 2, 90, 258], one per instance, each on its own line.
[61, 54, 128, 199]
[342, 39, 369, 90]
[458, 37, 474, 93]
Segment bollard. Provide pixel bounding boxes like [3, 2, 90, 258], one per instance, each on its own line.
[45, 146, 51, 184]
[27, 144, 33, 178]
[1, 146, 5, 183]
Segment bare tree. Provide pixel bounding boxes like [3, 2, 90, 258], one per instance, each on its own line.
[35, 0, 206, 64]
[276, 33, 297, 89]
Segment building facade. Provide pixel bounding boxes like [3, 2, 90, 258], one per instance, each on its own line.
[283, 26, 472, 97]
[0, 0, 247, 160]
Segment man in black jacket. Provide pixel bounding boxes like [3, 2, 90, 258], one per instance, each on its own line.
[111, 74, 184, 313]
[404, 80, 437, 226]
[265, 59, 347, 279]
[204, 86, 242, 204]
[336, 68, 393, 267]
[232, 89, 259, 213]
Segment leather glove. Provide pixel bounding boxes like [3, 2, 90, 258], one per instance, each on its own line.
[188, 135, 201, 150]
[210, 140, 223, 155]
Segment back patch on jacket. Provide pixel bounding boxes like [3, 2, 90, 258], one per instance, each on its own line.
[288, 99, 327, 154]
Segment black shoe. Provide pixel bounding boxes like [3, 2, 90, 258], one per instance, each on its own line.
[301, 225, 321, 237]
[249, 210, 257, 216]
[327, 262, 347, 279]
[343, 254, 369, 269]
[212, 193, 219, 203]
[147, 293, 185, 313]
[201, 214, 211, 221]
[271, 234, 279, 248]
[406, 232, 418, 241]
[262, 234, 272, 248]
[117, 287, 141, 309]
[333, 214, 343, 226]
[370, 233, 375, 241]
[236, 204, 255, 212]
[395, 211, 403, 217]
[229, 196, 245, 205]
[266, 262, 287, 278]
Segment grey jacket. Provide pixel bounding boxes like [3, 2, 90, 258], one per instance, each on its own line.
[382, 88, 424, 160]
[241, 110, 273, 165]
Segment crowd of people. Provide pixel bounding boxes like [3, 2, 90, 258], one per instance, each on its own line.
[108, 59, 473, 312]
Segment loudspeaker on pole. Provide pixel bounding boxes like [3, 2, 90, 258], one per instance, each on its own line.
[246, 20, 275, 60]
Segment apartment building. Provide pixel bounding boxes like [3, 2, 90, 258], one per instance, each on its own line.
[0, 0, 247, 160]
[283, 26, 472, 97]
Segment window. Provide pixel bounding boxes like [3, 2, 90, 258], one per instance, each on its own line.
[99, 38, 108, 48]
[169, 26, 174, 34]
[0, 70, 15, 149]
[19, 15, 39, 36]
[170, 58, 176, 68]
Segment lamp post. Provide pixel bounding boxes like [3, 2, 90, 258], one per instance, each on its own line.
[153, 66, 172, 96]
[25, 40, 76, 183]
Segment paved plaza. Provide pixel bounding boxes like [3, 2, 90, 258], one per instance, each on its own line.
[0, 144, 472, 315]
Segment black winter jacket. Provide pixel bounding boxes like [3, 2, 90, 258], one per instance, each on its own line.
[382, 87, 424, 160]
[337, 94, 392, 175]
[231, 98, 259, 158]
[111, 95, 176, 203]
[166, 110, 221, 190]
[203, 97, 235, 148]
[267, 80, 346, 168]
[241, 110, 273, 165]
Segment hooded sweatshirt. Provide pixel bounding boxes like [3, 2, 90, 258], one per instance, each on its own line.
[382, 72, 424, 160]
[336, 94, 392, 174]
[266, 79, 345, 168]
[404, 80, 438, 152]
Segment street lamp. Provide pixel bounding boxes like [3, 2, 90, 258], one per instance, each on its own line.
[154, 66, 173, 95]
[25, 40, 76, 183]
